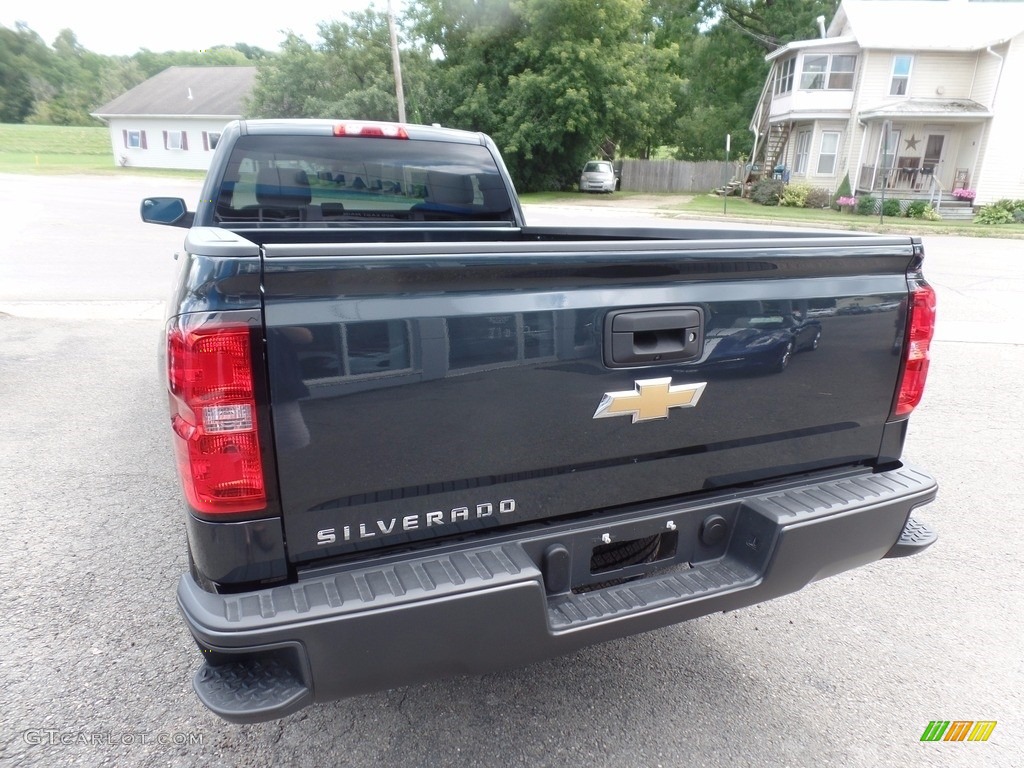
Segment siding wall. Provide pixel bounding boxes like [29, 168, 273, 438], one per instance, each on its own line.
[106, 117, 235, 170]
[782, 119, 855, 193]
[856, 50, 978, 104]
[971, 45, 1002, 107]
[974, 36, 1024, 204]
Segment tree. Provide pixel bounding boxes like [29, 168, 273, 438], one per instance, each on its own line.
[247, 10, 433, 123]
[132, 47, 250, 80]
[0, 24, 54, 123]
[665, 0, 838, 160]
[415, 0, 681, 190]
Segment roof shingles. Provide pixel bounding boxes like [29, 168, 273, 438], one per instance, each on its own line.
[92, 66, 257, 117]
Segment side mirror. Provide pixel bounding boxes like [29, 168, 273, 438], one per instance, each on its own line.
[141, 197, 193, 227]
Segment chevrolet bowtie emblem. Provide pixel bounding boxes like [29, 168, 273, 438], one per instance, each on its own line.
[593, 378, 707, 423]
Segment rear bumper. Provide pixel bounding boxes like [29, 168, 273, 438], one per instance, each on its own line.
[178, 464, 937, 723]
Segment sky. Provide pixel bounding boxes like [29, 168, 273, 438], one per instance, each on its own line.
[2, 0, 389, 55]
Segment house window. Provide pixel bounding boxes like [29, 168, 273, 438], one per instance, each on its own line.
[801, 54, 857, 90]
[816, 131, 840, 175]
[775, 57, 796, 95]
[801, 55, 828, 90]
[126, 131, 141, 149]
[208, 132, 220, 150]
[794, 131, 812, 174]
[828, 55, 856, 89]
[164, 130, 188, 150]
[890, 55, 913, 96]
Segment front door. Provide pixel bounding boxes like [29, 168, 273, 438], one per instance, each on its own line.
[922, 134, 946, 186]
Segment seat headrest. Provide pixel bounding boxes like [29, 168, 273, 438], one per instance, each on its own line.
[426, 171, 473, 206]
[256, 166, 312, 206]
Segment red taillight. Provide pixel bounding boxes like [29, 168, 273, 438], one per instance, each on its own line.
[893, 281, 937, 418]
[333, 122, 409, 139]
[167, 323, 266, 514]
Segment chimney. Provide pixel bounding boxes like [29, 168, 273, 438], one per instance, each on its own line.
[817, 15, 827, 39]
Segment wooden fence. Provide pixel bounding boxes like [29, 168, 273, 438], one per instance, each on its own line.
[620, 159, 743, 193]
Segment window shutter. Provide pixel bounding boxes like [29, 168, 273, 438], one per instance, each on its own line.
[140, 131, 147, 149]
[122, 129, 128, 148]
[181, 131, 188, 150]
[202, 131, 209, 151]
[163, 131, 169, 149]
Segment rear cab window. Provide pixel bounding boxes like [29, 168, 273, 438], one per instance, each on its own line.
[214, 135, 514, 224]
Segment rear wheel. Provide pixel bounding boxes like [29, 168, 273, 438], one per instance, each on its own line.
[775, 341, 794, 372]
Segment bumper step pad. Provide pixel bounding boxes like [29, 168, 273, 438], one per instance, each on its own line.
[884, 516, 937, 558]
[193, 656, 311, 724]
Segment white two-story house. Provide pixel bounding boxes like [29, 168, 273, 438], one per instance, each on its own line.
[748, 0, 1024, 206]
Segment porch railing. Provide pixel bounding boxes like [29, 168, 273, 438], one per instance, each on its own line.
[927, 174, 945, 213]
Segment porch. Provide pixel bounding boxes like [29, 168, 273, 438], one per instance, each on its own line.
[857, 163, 971, 196]
[854, 99, 990, 218]
[854, 167, 975, 219]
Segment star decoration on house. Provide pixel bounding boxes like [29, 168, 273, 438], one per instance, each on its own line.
[905, 134, 920, 151]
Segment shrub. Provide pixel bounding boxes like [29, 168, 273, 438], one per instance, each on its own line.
[832, 173, 852, 210]
[974, 198, 1024, 224]
[923, 205, 942, 221]
[975, 205, 1015, 225]
[882, 198, 902, 217]
[780, 182, 811, 207]
[1014, 209, 1024, 223]
[905, 201, 928, 219]
[751, 178, 785, 206]
[855, 195, 876, 215]
[992, 198, 1024, 212]
[952, 188, 976, 201]
[804, 187, 831, 209]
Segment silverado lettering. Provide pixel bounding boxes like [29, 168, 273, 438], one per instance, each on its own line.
[143, 119, 938, 724]
[317, 500, 517, 544]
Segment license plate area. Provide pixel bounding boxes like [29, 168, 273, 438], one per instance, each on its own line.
[525, 503, 741, 596]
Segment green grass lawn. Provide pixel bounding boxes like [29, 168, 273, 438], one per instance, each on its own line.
[0, 124, 112, 172]
[519, 189, 1024, 238]
[0, 123, 204, 178]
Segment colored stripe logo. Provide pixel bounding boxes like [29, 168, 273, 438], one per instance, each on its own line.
[920, 721, 997, 742]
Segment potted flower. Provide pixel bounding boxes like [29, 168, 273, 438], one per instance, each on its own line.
[836, 195, 857, 213]
[952, 188, 976, 202]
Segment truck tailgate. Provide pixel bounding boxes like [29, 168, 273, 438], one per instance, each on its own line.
[260, 237, 916, 565]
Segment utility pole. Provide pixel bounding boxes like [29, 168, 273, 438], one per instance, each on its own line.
[387, 0, 407, 123]
[724, 134, 731, 215]
[879, 120, 891, 224]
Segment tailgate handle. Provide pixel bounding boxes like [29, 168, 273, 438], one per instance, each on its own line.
[605, 307, 703, 367]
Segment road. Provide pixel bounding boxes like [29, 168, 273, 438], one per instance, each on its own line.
[0, 176, 1021, 767]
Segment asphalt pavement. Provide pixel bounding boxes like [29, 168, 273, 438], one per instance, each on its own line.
[0, 175, 1020, 767]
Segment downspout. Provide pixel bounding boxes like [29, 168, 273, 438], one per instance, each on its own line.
[850, 49, 870, 192]
[855, 120, 869, 192]
[977, 45, 1006, 200]
[983, 45, 1005, 109]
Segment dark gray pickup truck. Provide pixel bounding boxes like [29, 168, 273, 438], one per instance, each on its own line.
[143, 119, 938, 723]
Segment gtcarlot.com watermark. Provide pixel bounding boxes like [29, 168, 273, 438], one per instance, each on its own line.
[23, 729, 204, 747]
